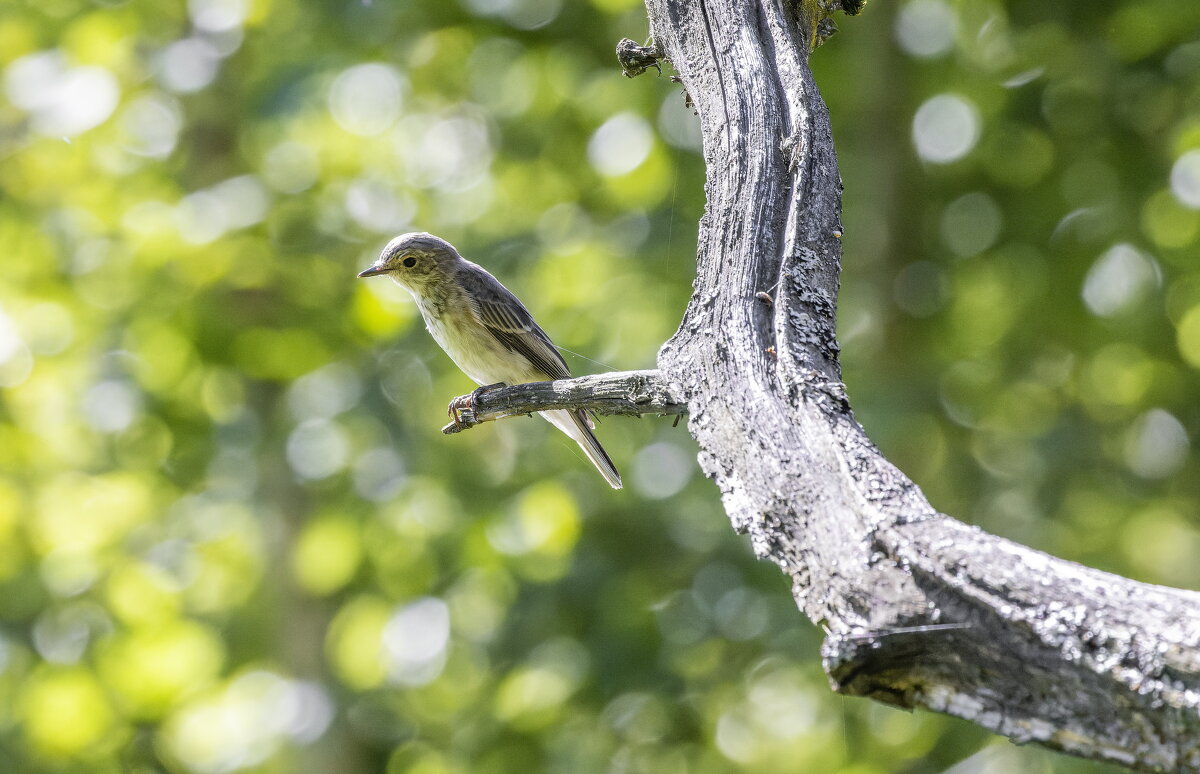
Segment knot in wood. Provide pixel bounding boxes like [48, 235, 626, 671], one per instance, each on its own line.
[616, 38, 663, 78]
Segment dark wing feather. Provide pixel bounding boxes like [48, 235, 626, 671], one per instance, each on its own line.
[456, 263, 571, 381]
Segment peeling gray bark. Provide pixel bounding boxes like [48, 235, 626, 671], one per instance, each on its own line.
[626, 1, 1200, 771]
[441, 370, 684, 434]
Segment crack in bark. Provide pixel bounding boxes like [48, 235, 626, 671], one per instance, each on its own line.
[697, 0, 732, 153]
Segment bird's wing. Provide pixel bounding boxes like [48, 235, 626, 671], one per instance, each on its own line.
[456, 263, 571, 381]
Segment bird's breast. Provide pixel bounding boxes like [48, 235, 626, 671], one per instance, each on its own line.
[419, 300, 539, 387]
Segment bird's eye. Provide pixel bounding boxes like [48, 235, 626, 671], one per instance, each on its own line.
[402, 256, 416, 268]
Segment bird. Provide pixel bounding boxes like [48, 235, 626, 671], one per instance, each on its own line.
[357, 232, 622, 489]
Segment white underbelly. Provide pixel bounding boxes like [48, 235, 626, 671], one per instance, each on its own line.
[423, 308, 542, 386]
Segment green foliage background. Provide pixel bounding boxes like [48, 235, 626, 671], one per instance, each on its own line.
[0, 0, 1197, 771]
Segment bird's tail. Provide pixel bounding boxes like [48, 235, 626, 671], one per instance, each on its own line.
[541, 409, 622, 489]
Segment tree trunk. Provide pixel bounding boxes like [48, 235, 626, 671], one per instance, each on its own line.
[637, 1, 1200, 771]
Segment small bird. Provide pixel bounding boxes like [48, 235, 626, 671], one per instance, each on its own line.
[358, 232, 622, 489]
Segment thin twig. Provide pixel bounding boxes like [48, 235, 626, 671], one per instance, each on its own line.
[441, 369, 687, 434]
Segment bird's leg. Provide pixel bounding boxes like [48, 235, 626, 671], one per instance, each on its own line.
[448, 382, 507, 427]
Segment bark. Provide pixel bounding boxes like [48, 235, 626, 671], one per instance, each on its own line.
[623, 1, 1200, 771]
[441, 370, 684, 434]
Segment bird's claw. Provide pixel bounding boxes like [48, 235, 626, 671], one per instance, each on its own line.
[447, 383, 506, 428]
[447, 394, 472, 425]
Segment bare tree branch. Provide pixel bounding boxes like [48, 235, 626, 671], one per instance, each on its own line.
[632, 1, 1200, 771]
[441, 370, 685, 434]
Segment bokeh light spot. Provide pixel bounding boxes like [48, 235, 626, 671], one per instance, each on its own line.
[20, 668, 118, 756]
[589, 113, 654, 177]
[630, 441, 694, 499]
[286, 419, 351, 481]
[327, 596, 390, 690]
[912, 94, 979, 164]
[1176, 305, 1200, 368]
[120, 94, 183, 158]
[329, 63, 405, 137]
[1170, 150, 1200, 209]
[1142, 189, 1200, 249]
[940, 191, 1002, 257]
[81, 380, 141, 433]
[262, 141, 319, 194]
[5, 51, 119, 136]
[1081, 243, 1158, 318]
[383, 596, 451, 686]
[98, 619, 225, 719]
[1124, 409, 1189, 479]
[157, 38, 221, 93]
[894, 0, 956, 59]
[292, 517, 363, 596]
[189, 0, 248, 32]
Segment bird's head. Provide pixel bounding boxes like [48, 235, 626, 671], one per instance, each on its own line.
[357, 232, 462, 290]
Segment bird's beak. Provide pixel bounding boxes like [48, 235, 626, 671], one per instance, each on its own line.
[357, 264, 387, 278]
